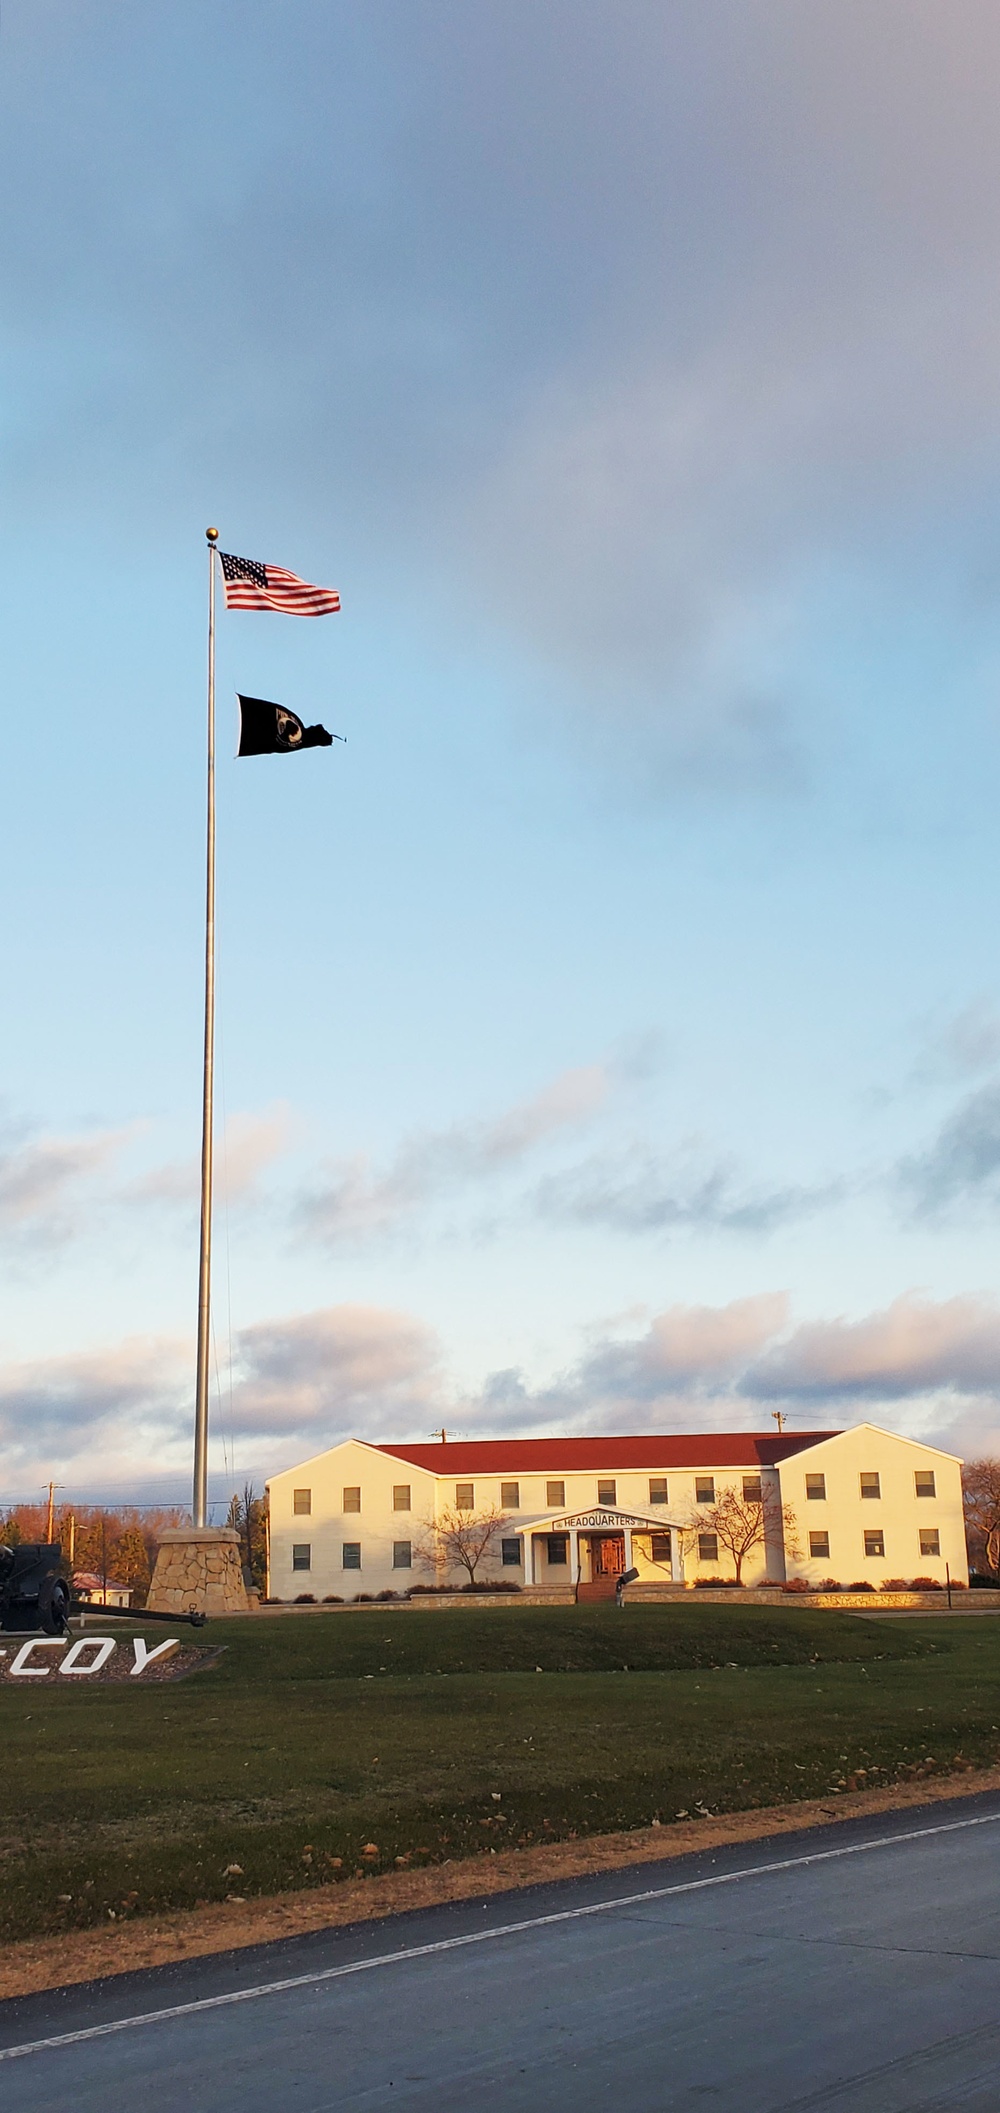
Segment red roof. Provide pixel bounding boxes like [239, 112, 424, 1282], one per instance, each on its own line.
[376, 1433, 836, 1475]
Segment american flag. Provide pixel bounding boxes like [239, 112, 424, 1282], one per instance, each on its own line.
[219, 551, 341, 617]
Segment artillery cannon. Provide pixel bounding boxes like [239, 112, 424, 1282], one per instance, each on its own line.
[0, 1544, 207, 1633]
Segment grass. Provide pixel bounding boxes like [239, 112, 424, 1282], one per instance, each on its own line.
[0, 1602, 996, 1943]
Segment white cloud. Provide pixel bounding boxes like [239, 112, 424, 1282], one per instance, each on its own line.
[297, 1063, 612, 1245]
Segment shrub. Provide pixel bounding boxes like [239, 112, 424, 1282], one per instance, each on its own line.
[780, 1578, 813, 1594]
[406, 1583, 458, 1596]
[817, 1579, 842, 1593]
[880, 1579, 911, 1592]
[909, 1577, 943, 1591]
[459, 1579, 521, 1593]
[263, 1596, 283, 1604]
[847, 1580, 875, 1592]
[293, 1592, 317, 1604]
[352, 1592, 375, 1603]
[376, 1589, 400, 1601]
[322, 1594, 344, 1604]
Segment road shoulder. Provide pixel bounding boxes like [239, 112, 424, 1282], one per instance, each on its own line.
[3, 1761, 998, 2003]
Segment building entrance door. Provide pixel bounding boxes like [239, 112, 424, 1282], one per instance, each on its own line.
[591, 1533, 626, 1577]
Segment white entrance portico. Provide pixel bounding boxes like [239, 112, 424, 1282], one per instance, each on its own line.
[522, 1506, 687, 1595]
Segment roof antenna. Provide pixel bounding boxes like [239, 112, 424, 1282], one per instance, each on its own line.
[771, 1410, 787, 1434]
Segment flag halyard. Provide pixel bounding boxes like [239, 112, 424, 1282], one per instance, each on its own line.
[219, 552, 341, 616]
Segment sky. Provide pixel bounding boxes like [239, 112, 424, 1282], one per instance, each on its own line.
[5, 1, 1000, 1509]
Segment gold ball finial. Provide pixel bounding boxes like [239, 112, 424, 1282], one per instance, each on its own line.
[206, 526, 219, 543]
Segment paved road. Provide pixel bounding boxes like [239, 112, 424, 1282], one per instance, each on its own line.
[5, 1794, 1000, 2110]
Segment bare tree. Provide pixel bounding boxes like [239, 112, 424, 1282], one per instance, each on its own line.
[963, 1459, 1000, 1577]
[687, 1485, 799, 1585]
[416, 1504, 512, 1587]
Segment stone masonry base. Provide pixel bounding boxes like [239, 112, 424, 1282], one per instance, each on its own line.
[147, 1527, 249, 1615]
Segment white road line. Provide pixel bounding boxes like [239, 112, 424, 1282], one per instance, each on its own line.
[3, 1806, 1000, 2065]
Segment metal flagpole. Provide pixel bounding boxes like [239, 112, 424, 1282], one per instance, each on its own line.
[193, 526, 219, 1528]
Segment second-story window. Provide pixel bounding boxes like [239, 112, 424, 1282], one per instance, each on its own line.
[293, 1489, 311, 1515]
[649, 1477, 669, 1505]
[805, 1474, 826, 1500]
[343, 1486, 361, 1513]
[915, 1471, 936, 1498]
[860, 1472, 881, 1501]
[392, 1485, 411, 1511]
[546, 1480, 565, 1508]
[501, 1481, 520, 1508]
[455, 1482, 474, 1511]
[695, 1476, 715, 1504]
[742, 1475, 762, 1503]
[597, 1478, 617, 1506]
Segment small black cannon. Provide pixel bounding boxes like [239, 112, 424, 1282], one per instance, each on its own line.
[0, 1544, 207, 1633]
[0, 1544, 71, 1633]
[614, 1566, 640, 1607]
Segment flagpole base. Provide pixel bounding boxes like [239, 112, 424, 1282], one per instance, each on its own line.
[146, 1527, 250, 1616]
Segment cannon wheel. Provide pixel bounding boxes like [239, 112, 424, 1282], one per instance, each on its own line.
[38, 1576, 71, 1635]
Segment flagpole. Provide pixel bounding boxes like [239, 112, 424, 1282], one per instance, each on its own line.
[193, 526, 219, 1528]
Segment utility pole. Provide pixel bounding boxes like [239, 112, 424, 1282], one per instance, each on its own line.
[771, 1411, 787, 1435]
[45, 1482, 63, 1542]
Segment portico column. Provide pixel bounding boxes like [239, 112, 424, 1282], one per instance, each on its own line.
[625, 1527, 633, 1572]
[671, 1527, 684, 1584]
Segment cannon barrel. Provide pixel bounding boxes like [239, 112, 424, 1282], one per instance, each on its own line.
[69, 1599, 207, 1628]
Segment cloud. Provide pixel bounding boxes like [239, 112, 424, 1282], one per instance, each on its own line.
[12, 7, 1000, 784]
[129, 1104, 293, 1209]
[297, 1063, 612, 1245]
[0, 1121, 128, 1246]
[471, 1290, 1000, 1446]
[533, 1149, 838, 1237]
[228, 1305, 445, 1441]
[743, 1292, 1000, 1407]
[0, 1302, 447, 1489]
[899, 1082, 1000, 1215]
[0, 1334, 190, 1487]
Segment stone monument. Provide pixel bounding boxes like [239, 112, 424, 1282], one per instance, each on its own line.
[146, 1526, 249, 1616]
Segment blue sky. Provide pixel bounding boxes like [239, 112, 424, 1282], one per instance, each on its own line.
[5, 1, 1000, 1506]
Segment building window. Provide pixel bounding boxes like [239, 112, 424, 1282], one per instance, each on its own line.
[547, 1534, 568, 1566]
[292, 1544, 311, 1571]
[343, 1486, 361, 1513]
[915, 1471, 936, 1498]
[809, 1531, 831, 1560]
[597, 1478, 617, 1506]
[864, 1530, 885, 1558]
[392, 1541, 412, 1569]
[742, 1475, 762, 1503]
[696, 1477, 715, 1504]
[649, 1477, 669, 1505]
[698, 1533, 718, 1563]
[919, 1529, 941, 1557]
[650, 1531, 672, 1564]
[860, 1473, 881, 1501]
[501, 1537, 522, 1567]
[501, 1481, 520, 1509]
[392, 1484, 411, 1511]
[293, 1489, 311, 1516]
[455, 1482, 474, 1511]
[806, 1474, 826, 1501]
[342, 1542, 362, 1569]
[546, 1480, 565, 1508]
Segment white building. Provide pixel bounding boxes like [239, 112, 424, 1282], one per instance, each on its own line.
[265, 1424, 968, 1599]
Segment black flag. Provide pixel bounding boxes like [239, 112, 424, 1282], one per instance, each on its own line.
[236, 695, 334, 756]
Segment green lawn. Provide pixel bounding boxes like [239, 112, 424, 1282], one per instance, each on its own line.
[1, 1603, 996, 1942]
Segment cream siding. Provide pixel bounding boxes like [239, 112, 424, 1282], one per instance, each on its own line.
[265, 1424, 968, 1598]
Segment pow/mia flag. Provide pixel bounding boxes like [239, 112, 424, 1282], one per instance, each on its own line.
[236, 695, 335, 756]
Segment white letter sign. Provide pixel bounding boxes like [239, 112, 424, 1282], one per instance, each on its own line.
[59, 1637, 117, 1676]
